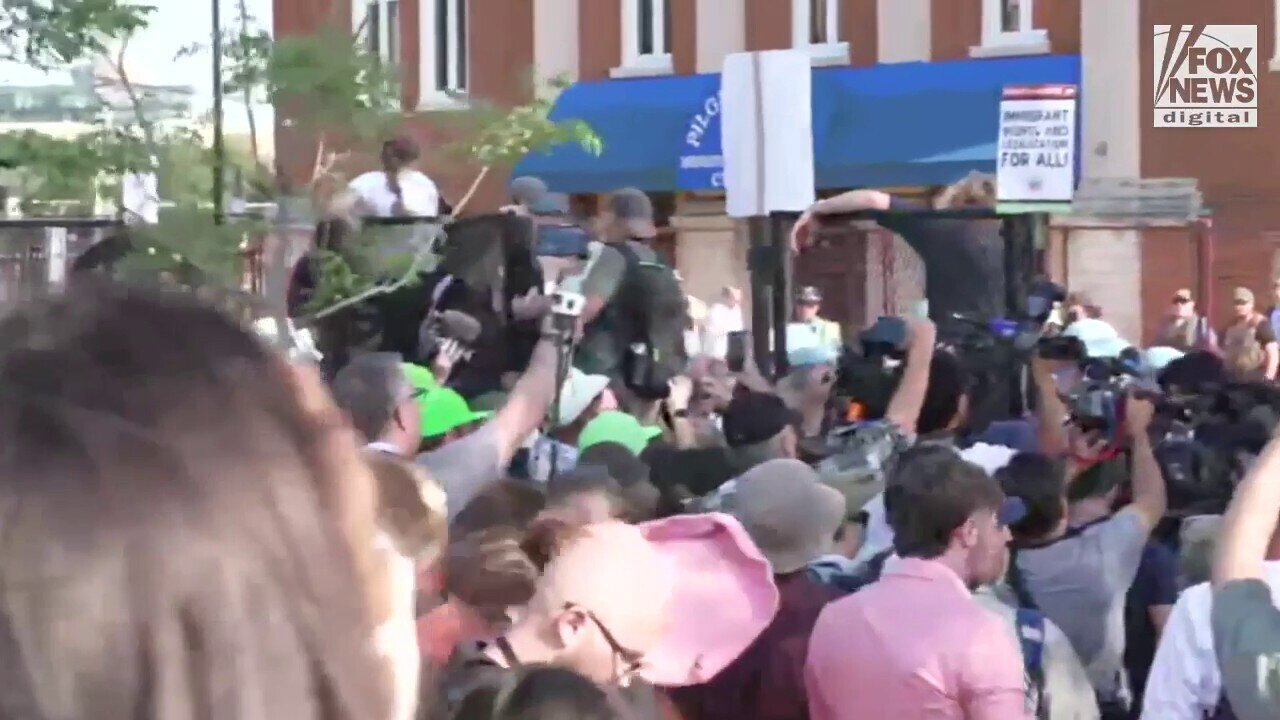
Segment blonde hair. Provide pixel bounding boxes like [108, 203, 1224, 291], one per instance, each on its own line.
[365, 453, 448, 567]
[933, 171, 997, 209]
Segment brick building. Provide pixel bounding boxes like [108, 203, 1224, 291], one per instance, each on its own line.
[273, 0, 1280, 342]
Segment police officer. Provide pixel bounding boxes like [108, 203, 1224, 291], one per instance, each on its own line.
[787, 286, 842, 356]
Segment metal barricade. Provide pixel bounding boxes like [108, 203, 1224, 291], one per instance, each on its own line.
[0, 217, 123, 306]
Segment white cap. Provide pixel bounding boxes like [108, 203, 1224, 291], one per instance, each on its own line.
[555, 367, 611, 427]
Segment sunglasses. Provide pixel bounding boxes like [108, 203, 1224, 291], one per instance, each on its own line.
[567, 604, 644, 681]
[1173, 297, 1191, 304]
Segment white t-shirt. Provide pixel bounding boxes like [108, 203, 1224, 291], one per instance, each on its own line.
[349, 169, 441, 217]
[1141, 562, 1280, 719]
[704, 302, 744, 359]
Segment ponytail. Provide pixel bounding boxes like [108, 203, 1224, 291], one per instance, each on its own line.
[380, 136, 420, 217]
[384, 155, 406, 217]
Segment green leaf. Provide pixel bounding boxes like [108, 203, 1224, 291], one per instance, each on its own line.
[0, 0, 156, 69]
[440, 73, 604, 169]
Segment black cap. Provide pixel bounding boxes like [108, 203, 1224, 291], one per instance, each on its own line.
[722, 386, 798, 447]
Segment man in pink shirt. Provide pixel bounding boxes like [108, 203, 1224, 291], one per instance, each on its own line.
[805, 445, 1031, 720]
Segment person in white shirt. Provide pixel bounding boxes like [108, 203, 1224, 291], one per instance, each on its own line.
[347, 136, 443, 218]
[704, 286, 745, 359]
[1140, 547, 1280, 718]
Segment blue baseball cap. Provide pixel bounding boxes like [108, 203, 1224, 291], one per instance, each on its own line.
[529, 191, 570, 215]
[997, 496, 1028, 527]
[789, 344, 839, 368]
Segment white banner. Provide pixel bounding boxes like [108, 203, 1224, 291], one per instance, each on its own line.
[121, 171, 160, 224]
[996, 85, 1078, 204]
[721, 50, 816, 218]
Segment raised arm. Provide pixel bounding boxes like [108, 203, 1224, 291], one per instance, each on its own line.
[1030, 355, 1070, 457]
[1120, 396, 1166, 533]
[790, 190, 892, 251]
[1214, 432, 1280, 586]
[883, 317, 936, 436]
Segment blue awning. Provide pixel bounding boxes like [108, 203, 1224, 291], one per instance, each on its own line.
[812, 54, 1080, 188]
[515, 54, 1080, 193]
[513, 72, 723, 193]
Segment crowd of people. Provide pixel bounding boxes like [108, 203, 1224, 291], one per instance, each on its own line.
[8, 152, 1280, 720]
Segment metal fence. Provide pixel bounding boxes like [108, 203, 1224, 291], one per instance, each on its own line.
[0, 217, 122, 305]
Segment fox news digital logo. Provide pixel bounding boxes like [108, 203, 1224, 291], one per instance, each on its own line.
[1154, 24, 1257, 128]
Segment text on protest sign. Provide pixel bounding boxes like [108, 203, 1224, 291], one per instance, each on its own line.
[996, 85, 1077, 205]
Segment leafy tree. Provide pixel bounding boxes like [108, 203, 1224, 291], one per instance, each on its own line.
[438, 75, 602, 214]
[1, 7, 603, 346]
[0, 0, 153, 69]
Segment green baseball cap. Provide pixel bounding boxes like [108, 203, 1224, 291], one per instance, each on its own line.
[401, 363, 438, 394]
[578, 411, 663, 456]
[421, 387, 490, 438]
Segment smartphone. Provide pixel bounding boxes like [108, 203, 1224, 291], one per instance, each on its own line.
[725, 330, 749, 373]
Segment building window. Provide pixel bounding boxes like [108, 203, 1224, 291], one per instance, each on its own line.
[791, 0, 847, 65]
[614, 0, 672, 77]
[973, 0, 1048, 56]
[419, 0, 468, 108]
[354, 0, 400, 66]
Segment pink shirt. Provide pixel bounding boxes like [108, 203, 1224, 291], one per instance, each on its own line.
[804, 557, 1029, 720]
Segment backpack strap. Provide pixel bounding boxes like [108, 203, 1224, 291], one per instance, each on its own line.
[613, 240, 641, 269]
[1006, 517, 1111, 610]
[1005, 549, 1039, 611]
[1015, 607, 1050, 720]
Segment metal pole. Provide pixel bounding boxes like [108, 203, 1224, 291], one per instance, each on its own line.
[747, 216, 773, 379]
[770, 211, 792, 377]
[211, 0, 226, 225]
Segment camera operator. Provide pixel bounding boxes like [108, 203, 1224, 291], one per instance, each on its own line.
[670, 317, 936, 523]
[1001, 356, 1166, 718]
[821, 318, 961, 564]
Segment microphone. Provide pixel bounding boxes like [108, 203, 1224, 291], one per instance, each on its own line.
[417, 309, 482, 360]
[436, 309, 482, 344]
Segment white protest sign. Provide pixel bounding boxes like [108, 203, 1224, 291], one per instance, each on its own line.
[121, 171, 160, 224]
[721, 50, 816, 218]
[996, 85, 1077, 204]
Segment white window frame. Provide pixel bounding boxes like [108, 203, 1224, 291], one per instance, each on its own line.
[352, 0, 401, 67]
[418, 0, 468, 110]
[791, 0, 849, 66]
[971, 0, 1049, 58]
[612, 0, 673, 78]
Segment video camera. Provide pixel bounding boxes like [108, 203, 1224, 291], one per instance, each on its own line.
[1051, 343, 1280, 515]
[949, 278, 1069, 359]
[417, 309, 483, 360]
[832, 316, 910, 422]
[1152, 379, 1280, 515]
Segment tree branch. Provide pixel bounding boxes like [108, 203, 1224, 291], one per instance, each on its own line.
[302, 231, 441, 322]
[450, 165, 491, 217]
[234, 0, 261, 166]
[110, 35, 159, 164]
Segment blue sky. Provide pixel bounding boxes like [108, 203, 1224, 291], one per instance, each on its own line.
[1, 0, 274, 130]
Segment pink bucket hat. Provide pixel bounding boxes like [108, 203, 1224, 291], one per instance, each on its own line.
[634, 512, 779, 686]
